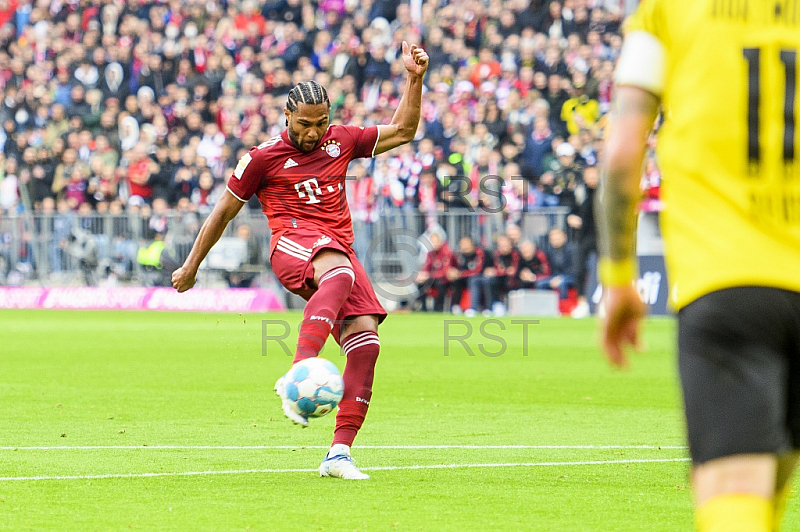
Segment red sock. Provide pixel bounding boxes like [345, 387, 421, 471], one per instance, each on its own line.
[333, 331, 380, 446]
[293, 266, 354, 364]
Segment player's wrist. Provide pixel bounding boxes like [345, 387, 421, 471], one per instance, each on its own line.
[598, 257, 638, 287]
[181, 261, 200, 276]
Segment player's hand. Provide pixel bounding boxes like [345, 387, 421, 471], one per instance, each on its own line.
[172, 266, 197, 293]
[402, 41, 429, 77]
[600, 285, 647, 368]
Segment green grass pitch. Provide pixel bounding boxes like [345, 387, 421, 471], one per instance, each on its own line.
[1, 310, 797, 531]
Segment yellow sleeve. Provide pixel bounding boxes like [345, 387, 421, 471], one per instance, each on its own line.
[616, 0, 668, 96]
[624, 0, 667, 46]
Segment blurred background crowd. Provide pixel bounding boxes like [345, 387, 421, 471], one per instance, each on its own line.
[0, 0, 661, 313]
[0, 0, 660, 218]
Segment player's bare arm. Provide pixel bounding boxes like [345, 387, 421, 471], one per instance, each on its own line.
[171, 190, 245, 292]
[373, 41, 429, 155]
[599, 88, 659, 262]
[596, 86, 660, 367]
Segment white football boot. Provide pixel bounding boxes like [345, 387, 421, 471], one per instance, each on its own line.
[273, 374, 308, 427]
[319, 445, 370, 480]
[492, 302, 507, 317]
[571, 300, 591, 319]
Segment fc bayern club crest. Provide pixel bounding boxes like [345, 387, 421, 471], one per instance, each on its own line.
[325, 144, 341, 158]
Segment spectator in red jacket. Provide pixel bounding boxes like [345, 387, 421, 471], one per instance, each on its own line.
[234, 0, 267, 36]
[415, 226, 455, 312]
[0, 0, 18, 30]
[126, 143, 155, 204]
[447, 236, 493, 317]
[469, 48, 502, 88]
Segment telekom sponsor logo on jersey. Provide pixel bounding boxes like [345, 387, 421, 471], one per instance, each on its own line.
[294, 178, 322, 204]
[293, 177, 344, 205]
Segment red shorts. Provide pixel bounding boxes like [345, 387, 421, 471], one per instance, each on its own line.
[270, 229, 387, 325]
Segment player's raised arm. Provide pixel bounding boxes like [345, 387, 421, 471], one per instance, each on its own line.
[596, 85, 660, 367]
[373, 41, 429, 155]
[171, 190, 246, 292]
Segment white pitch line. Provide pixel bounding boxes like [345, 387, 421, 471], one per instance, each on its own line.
[0, 445, 688, 451]
[0, 458, 690, 482]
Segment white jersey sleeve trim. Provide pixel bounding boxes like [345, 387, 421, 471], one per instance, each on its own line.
[371, 126, 381, 157]
[614, 31, 666, 97]
[225, 186, 247, 203]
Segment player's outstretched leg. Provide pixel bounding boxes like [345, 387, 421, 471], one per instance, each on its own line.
[276, 251, 355, 426]
[319, 325, 380, 480]
[294, 264, 355, 363]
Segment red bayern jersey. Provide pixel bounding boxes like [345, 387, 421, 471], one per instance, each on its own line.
[226, 124, 380, 249]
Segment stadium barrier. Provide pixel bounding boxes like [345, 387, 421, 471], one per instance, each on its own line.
[0, 208, 673, 315]
[0, 208, 571, 291]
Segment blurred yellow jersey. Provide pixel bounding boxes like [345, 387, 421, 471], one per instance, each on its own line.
[623, 0, 800, 309]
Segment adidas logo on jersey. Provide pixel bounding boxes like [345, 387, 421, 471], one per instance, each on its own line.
[283, 158, 298, 169]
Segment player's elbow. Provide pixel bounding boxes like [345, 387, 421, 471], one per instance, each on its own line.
[394, 125, 416, 144]
[603, 140, 646, 179]
[208, 205, 237, 228]
[220, 211, 236, 225]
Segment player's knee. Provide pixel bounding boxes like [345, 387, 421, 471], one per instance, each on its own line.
[341, 315, 379, 339]
[317, 265, 355, 291]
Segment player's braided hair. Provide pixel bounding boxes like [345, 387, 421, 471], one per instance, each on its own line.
[286, 81, 330, 112]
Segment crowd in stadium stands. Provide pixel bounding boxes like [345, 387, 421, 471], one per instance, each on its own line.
[0, 0, 660, 307]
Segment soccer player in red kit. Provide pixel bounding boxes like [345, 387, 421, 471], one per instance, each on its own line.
[172, 42, 429, 480]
